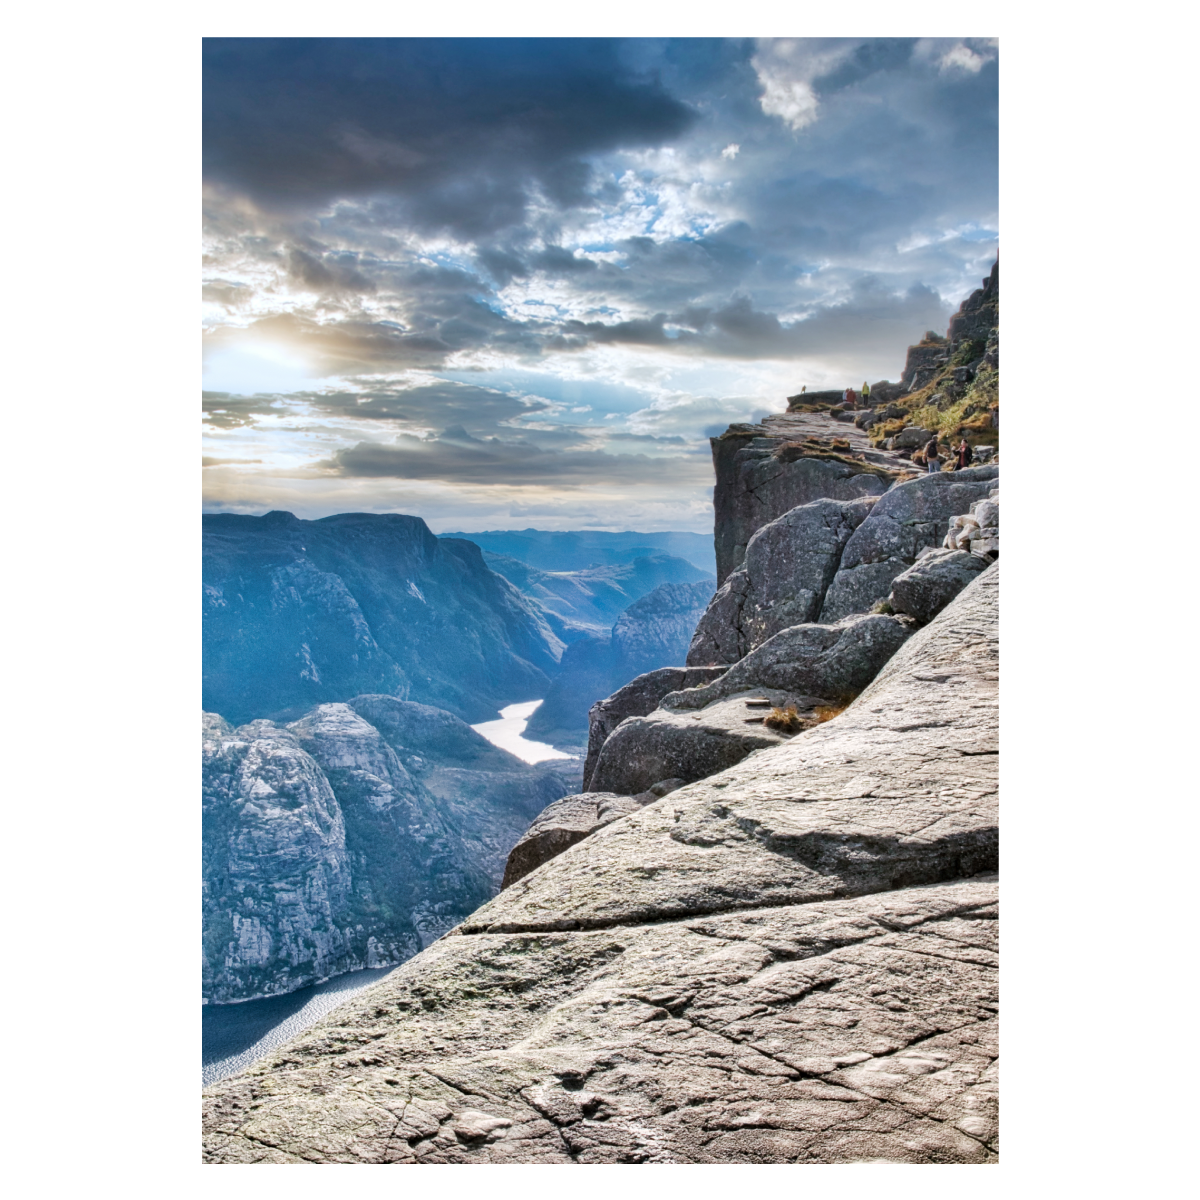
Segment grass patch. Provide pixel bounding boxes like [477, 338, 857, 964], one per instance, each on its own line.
[764, 705, 804, 733]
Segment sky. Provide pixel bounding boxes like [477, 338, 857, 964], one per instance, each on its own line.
[202, 37, 998, 533]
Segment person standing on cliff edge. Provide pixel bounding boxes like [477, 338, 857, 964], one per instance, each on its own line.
[925, 436, 942, 472]
[957, 438, 973, 470]
[862, 381, 871, 406]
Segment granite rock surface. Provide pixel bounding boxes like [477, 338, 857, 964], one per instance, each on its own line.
[688, 496, 878, 665]
[819, 467, 999, 623]
[202, 564, 998, 1163]
[582, 666, 728, 791]
[667, 613, 915, 715]
[888, 549, 990, 625]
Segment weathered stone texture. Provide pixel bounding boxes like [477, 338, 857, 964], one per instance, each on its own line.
[711, 430, 890, 584]
[670, 613, 915, 715]
[688, 496, 877, 665]
[819, 467, 999, 623]
[587, 691, 810, 797]
[582, 666, 728, 791]
[888, 549, 990, 625]
[203, 565, 998, 1164]
[503, 781, 684, 888]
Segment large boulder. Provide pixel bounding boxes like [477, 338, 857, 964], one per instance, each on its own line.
[819, 466, 999, 623]
[582, 666, 728, 791]
[892, 425, 936, 449]
[587, 690, 822, 797]
[203, 564, 999, 1164]
[687, 496, 878, 666]
[665, 613, 915, 714]
[887, 549, 990, 624]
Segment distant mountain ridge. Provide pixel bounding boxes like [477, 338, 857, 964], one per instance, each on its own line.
[203, 511, 564, 726]
[481, 551, 711, 642]
[439, 528, 716, 576]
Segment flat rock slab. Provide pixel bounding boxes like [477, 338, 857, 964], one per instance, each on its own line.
[502, 792, 650, 888]
[583, 665, 728, 790]
[202, 877, 998, 1163]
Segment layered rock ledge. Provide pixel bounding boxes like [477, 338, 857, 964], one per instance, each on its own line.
[202, 564, 999, 1164]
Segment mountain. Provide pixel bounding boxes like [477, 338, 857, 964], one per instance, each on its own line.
[203, 696, 577, 1003]
[481, 552, 712, 642]
[523, 579, 716, 746]
[203, 511, 564, 726]
[439, 528, 716, 576]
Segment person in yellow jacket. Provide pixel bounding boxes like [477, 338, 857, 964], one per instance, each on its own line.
[862, 381, 871, 405]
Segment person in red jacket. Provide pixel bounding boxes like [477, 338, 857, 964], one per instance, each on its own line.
[957, 438, 973, 470]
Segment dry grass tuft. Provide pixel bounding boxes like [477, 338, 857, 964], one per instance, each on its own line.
[763, 705, 804, 733]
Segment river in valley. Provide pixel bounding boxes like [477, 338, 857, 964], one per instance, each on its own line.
[471, 699, 575, 764]
[203, 967, 397, 1087]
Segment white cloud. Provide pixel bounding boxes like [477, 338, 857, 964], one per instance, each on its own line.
[721, 143, 740, 160]
[750, 38, 856, 132]
[940, 44, 987, 74]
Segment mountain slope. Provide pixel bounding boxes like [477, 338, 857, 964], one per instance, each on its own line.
[203, 511, 564, 725]
[482, 552, 711, 641]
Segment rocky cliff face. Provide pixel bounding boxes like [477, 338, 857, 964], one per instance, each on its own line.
[203, 511, 564, 726]
[523, 580, 715, 746]
[203, 697, 574, 1003]
[202, 567, 999, 1163]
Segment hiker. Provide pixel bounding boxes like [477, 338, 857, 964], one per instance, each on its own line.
[843, 386, 854, 408]
[862, 381, 871, 406]
[957, 438, 973, 470]
[924, 435, 942, 473]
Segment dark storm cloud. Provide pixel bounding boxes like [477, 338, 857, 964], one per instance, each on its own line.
[203, 38, 697, 236]
[298, 382, 551, 434]
[324, 429, 711, 487]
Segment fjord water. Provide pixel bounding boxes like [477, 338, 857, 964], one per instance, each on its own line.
[471, 699, 574, 764]
[203, 967, 396, 1087]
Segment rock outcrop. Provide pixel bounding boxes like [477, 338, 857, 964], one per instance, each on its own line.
[203, 511, 564, 726]
[888, 549, 990, 625]
[687, 496, 879, 665]
[587, 690, 829, 797]
[524, 580, 715, 747]
[710, 423, 896, 584]
[819, 467, 999, 623]
[202, 564, 999, 1164]
[203, 698, 573, 1003]
[670, 614, 915, 714]
[582, 665, 728, 790]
